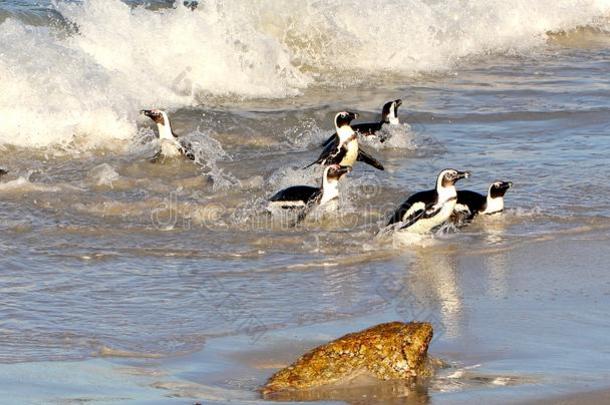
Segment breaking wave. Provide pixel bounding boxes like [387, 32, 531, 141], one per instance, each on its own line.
[1, 0, 610, 148]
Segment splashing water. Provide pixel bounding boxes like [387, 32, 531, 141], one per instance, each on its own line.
[1, 0, 610, 149]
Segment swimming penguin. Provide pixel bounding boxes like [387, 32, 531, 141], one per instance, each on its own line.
[141, 109, 196, 162]
[321, 99, 402, 147]
[268, 165, 350, 222]
[183, 1, 198, 10]
[385, 168, 471, 234]
[305, 112, 384, 171]
[453, 181, 513, 223]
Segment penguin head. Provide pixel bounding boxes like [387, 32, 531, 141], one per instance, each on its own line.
[382, 99, 402, 124]
[334, 111, 358, 129]
[141, 109, 175, 140]
[320, 165, 349, 202]
[489, 181, 512, 198]
[142, 109, 165, 125]
[325, 164, 351, 182]
[438, 168, 470, 188]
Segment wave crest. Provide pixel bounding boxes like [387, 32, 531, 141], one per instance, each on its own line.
[1, 0, 609, 148]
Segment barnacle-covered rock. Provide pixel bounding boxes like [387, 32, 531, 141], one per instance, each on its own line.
[261, 321, 433, 395]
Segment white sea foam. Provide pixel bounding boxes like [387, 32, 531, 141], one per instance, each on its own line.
[0, 176, 61, 193]
[87, 163, 120, 187]
[267, 165, 321, 192]
[1, 0, 609, 149]
[360, 124, 419, 150]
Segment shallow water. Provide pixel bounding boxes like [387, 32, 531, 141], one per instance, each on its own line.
[1, 0, 610, 403]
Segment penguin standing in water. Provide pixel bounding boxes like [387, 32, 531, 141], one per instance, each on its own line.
[305, 112, 384, 171]
[268, 165, 350, 223]
[141, 109, 196, 163]
[385, 169, 471, 234]
[453, 181, 513, 223]
[321, 99, 402, 147]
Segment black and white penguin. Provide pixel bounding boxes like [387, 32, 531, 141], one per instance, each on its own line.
[453, 181, 513, 222]
[268, 165, 350, 221]
[141, 109, 196, 162]
[385, 168, 471, 234]
[305, 112, 384, 171]
[321, 99, 402, 147]
[183, 1, 199, 10]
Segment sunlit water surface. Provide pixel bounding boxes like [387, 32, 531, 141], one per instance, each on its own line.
[1, 1, 610, 404]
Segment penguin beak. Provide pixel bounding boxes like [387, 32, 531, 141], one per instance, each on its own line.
[141, 110, 154, 118]
[328, 164, 351, 179]
[395, 99, 402, 107]
[456, 171, 471, 181]
[337, 165, 351, 176]
[348, 112, 358, 121]
[491, 181, 512, 197]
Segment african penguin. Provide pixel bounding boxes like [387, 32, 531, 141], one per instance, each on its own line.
[268, 165, 350, 222]
[183, 1, 198, 10]
[386, 169, 471, 234]
[453, 181, 513, 223]
[141, 109, 196, 162]
[321, 99, 402, 147]
[305, 112, 384, 171]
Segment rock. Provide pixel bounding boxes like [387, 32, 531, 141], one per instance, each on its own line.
[261, 321, 433, 396]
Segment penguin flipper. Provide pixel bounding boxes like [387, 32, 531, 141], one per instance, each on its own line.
[397, 208, 426, 230]
[302, 160, 319, 170]
[320, 133, 338, 148]
[397, 200, 442, 230]
[303, 137, 339, 169]
[357, 148, 385, 171]
[387, 193, 434, 226]
[291, 191, 322, 226]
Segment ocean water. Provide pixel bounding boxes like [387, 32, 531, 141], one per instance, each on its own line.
[1, 0, 610, 404]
